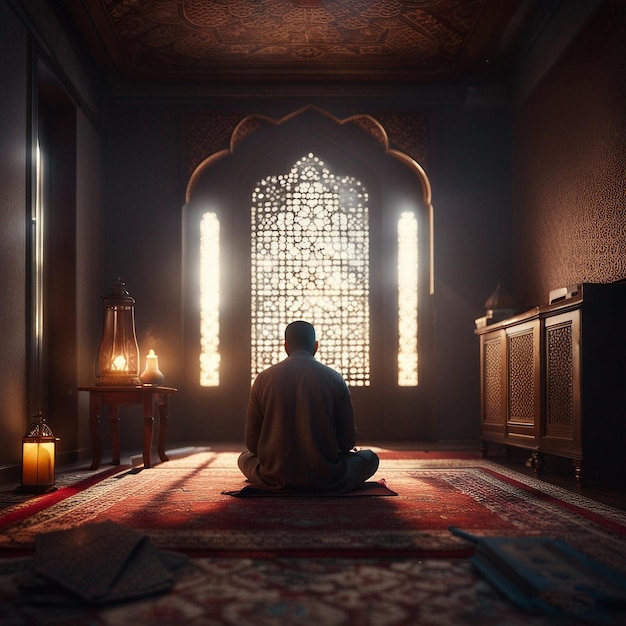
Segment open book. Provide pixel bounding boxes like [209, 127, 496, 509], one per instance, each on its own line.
[449, 528, 626, 623]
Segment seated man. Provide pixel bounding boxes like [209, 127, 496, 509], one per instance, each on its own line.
[238, 320, 379, 492]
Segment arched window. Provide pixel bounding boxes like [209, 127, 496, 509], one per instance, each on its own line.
[250, 153, 370, 385]
[187, 108, 433, 440]
[199, 152, 420, 388]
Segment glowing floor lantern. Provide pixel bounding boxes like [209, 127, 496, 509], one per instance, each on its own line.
[21, 413, 57, 493]
[96, 279, 140, 385]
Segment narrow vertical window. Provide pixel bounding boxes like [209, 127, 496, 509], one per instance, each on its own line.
[31, 141, 45, 408]
[34, 142, 44, 350]
[199, 212, 220, 386]
[250, 154, 370, 386]
[398, 211, 418, 385]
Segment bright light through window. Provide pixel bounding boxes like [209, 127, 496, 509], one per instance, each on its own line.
[250, 154, 370, 386]
[200, 212, 220, 386]
[34, 142, 44, 347]
[199, 158, 422, 389]
[398, 211, 418, 386]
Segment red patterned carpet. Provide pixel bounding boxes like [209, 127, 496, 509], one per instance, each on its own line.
[1, 449, 625, 625]
[1, 450, 626, 563]
[0, 555, 572, 626]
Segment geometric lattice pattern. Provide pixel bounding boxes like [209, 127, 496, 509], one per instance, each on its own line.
[508, 332, 535, 422]
[69, 0, 502, 83]
[512, 3, 626, 305]
[484, 338, 503, 424]
[250, 154, 370, 386]
[546, 323, 574, 427]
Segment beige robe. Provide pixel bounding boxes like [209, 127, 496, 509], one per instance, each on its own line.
[243, 351, 358, 491]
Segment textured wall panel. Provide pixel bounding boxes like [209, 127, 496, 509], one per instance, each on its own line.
[513, 0, 626, 306]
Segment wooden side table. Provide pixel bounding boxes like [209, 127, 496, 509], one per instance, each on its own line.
[78, 386, 177, 469]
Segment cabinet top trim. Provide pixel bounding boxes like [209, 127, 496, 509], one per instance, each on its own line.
[474, 282, 626, 335]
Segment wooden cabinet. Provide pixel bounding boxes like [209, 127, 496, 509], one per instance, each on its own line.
[476, 283, 626, 480]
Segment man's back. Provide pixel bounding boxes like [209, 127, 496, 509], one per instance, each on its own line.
[244, 351, 357, 490]
[238, 321, 378, 492]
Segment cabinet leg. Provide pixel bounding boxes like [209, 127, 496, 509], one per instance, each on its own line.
[503, 445, 511, 460]
[481, 441, 489, 458]
[531, 451, 545, 476]
[573, 459, 584, 482]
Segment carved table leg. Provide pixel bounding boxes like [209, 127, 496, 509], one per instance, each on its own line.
[141, 393, 155, 469]
[157, 395, 170, 463]
[89, 392, 102, 470]
[109, 404, 122, 466]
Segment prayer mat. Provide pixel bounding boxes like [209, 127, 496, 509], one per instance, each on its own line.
[222, 478, 398, 497]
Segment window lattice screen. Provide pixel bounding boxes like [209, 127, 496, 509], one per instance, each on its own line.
[250, 153, 370, 385]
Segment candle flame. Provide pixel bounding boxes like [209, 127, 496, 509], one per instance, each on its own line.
[112, 355, 127, 371]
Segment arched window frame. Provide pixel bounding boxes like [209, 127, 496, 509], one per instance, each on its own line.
[185, 107, 435, 440]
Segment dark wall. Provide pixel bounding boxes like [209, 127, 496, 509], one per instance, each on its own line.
[512, 0, 626, 306]
[103, 104, 185, 447]
[0, 2, 28, 468]
[432, 106, 513, 441]
[0, 0, 104, 475]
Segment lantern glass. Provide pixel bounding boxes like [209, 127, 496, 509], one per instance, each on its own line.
[96, 279, 140, 385]
[21, 413, 57, 492]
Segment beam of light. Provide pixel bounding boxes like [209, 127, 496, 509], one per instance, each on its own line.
[199, 212, 220, 386]
[398, 211, 418, 386]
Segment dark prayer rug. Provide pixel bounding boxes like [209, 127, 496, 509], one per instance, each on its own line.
[222, 478, 398, 497]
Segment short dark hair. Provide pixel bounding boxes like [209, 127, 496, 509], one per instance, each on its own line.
[285, 320, 316, 353]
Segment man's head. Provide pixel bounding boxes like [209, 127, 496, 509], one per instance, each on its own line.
[284, 320, 318, 356]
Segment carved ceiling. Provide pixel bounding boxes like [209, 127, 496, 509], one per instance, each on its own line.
[53, 0, 541, 85]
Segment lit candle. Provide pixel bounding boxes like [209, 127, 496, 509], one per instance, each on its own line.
[112, 355, 127, 371]
[22, 441, 54, 486]
[139, 349, 165, 386]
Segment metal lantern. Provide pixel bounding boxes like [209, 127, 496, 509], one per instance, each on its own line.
[21, 413, 57, 493]
[96, 279, 140, 385]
